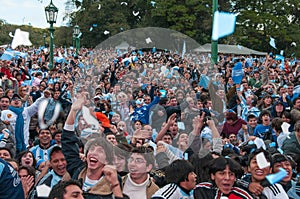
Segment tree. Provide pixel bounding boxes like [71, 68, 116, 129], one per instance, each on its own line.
[231, 0, 300, 56]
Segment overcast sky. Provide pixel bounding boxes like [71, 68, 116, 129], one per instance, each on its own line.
[0, 0, 69, 28]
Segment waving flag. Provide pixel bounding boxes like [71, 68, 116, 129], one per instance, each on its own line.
[54, 57, 66, 63]
[232, 62, 244, 84]
[269, 37, 277, 49]
[275, 55, 285, 70]
[212, 11, 236, 40]
[11, 29, 32, 49]
[199, 75, 210, 89]
[0, 49, 14, 60]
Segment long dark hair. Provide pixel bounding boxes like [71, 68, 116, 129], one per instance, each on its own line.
[17, 150, 37, 168]
[165, 160, 194, 184]
[190, 152, 213, 183]
[209, 156, 243, 179]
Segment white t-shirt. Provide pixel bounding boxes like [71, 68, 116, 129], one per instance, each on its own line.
[123, 174, 149, 199]
[83, 175, 103, 191]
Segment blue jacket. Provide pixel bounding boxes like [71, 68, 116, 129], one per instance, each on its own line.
[0, 158, 24, 199]
[130, 96, 160, 124]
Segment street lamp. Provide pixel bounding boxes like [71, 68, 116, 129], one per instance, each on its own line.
[43, 33, 46, 47]
[45, 0, 58, 70]
[73, 25, 81, 55]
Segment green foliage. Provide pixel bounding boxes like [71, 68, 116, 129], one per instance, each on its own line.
[0, 21, 73, 48]
[0, 0, 299, 56]
[231, 0, 300, 56]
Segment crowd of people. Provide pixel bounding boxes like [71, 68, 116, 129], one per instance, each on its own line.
[0, 44, 300, 199]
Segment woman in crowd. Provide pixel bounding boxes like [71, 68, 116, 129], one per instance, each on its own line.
[5, 88, 14, 99]
[17, 150, 36, 168]
[258, 95, 273, 112]
[53, 82, 61, 92]
[18, 86, 33, 107]
[133, 120, 143, 131]
[18, 165, 35, 199]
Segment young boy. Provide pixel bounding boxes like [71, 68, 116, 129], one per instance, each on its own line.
[242, 148, 289, 198]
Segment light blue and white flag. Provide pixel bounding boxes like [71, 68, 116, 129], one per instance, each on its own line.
[54, 57, 66, 63]
[275, 54, 285, 70]
[14, 51, 27, 59]
[199, 75, 210, 89]
[212, 11, 236, 40]
[0, 49, 14, 60]
[280, 50, 284, 56]
[152, 47, 156, 53]
[64, 47, 68, 57]
[269, 37, 277, 49]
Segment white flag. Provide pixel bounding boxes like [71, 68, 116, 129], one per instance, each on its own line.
[11, 29, 32, 49]
[181, 40, 186, 58]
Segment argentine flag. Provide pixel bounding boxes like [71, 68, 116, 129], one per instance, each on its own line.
[0, 49, 14, 60]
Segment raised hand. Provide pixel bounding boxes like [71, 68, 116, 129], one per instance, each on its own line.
[192, 112, 205, 134]
[103, 165, 119, 186]
[167, 113, 177, 126]
[71, 92, 88, 112]
[21, 175, 34, 198]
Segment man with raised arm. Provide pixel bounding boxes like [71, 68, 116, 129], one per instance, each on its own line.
[62, 93, 128, 199]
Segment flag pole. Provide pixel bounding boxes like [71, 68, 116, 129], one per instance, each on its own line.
[211, 0, 218, 66]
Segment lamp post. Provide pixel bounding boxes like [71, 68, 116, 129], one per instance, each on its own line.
[45, 0, 58, 70]
[211, 0, 218, 66]
[72, 33, 75, 48]
[43, 33, 46, 47]
[73, 25, 80, 55]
